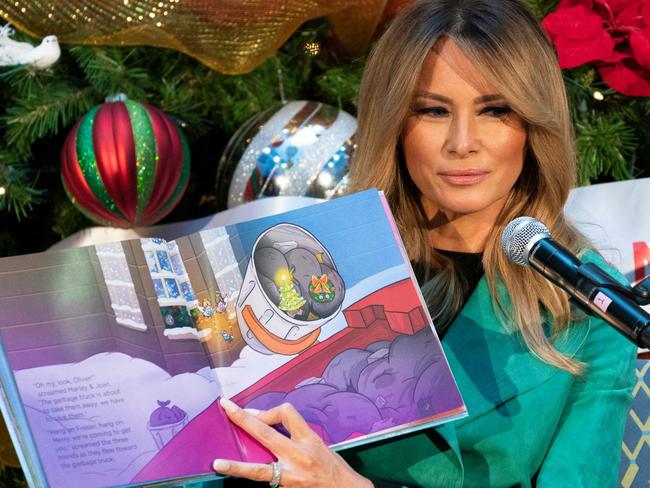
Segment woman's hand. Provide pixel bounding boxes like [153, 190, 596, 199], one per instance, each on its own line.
[213, 397, 373, 488]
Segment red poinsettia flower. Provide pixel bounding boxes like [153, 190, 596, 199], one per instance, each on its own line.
[542, 0, 650, 96]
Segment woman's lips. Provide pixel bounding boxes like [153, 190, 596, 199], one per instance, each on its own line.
[438, 169, 490, 186]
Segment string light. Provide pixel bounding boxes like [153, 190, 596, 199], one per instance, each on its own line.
[0, 187, 6, 196]
[593, 91, 604, 101]
[304, 42, 320, 56]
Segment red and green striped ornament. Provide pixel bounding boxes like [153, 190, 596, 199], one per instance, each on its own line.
[61, 97, 190, 227]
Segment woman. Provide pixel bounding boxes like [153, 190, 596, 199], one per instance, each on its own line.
[212, 0, 637, 486]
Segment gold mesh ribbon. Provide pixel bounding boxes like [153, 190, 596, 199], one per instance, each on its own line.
[0, 0, 388, 74]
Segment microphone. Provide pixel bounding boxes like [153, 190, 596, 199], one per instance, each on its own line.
[502, 216, 650, 349]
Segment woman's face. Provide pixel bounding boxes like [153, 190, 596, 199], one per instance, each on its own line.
[402, 39, 527, 222]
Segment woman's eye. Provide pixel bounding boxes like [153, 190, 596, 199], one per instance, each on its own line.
[415, 106, 449, 117]
[480, 105, 512, 117]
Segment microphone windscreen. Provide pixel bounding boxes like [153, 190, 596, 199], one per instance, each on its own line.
[502, 217, 550, 266]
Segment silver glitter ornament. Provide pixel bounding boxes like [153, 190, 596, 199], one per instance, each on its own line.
[216, 100, 356, 208]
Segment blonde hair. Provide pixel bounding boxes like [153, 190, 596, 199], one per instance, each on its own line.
[348, 0, 589, 375]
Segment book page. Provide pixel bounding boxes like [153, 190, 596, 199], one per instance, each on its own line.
[129, 189, 466, 474]
[0, 189, 466, 486]
[0, 241, 241, 488]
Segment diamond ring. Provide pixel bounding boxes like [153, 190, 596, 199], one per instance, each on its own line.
[269, 461, 282, 488]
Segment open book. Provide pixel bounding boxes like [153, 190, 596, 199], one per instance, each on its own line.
[0, 189, 466, 488]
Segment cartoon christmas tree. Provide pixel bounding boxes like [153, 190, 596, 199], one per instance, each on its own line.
[276, 267, 306, 314]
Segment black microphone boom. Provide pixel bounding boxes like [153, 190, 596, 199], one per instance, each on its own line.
[502, 216, 650, 349]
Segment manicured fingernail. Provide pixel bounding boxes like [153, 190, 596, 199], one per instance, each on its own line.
[220, 397, 239, 413]
[213, 459, 230, 472]
[243, 407, 261, 415]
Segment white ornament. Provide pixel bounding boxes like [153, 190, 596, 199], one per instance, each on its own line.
[0, 23, 60, 69]
[221, 100, 356, 208]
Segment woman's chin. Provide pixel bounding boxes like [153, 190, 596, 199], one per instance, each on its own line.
[436, 197, 508, 220]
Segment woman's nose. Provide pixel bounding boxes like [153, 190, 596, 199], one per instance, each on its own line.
[443, 114, 480, 158]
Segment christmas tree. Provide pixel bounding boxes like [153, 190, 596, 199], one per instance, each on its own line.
[0, 16, 365, 257]
[276, 268, 307, 314]
[0, 0, 648, 259]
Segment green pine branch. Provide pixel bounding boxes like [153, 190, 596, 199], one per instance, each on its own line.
[562, 66, 644, 184]
[2, 83, 95, 159]
[314, 60, 364, 110]
[575, 112, 638, 185]
[51, 197, 91, 238]
[69, 46, 154, 101]
[0, 158, 46, 219]
[0, 64, 59, 99]
[523, 0, 558, 18]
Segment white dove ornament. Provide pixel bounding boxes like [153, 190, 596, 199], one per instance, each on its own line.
[0, 26, 61, 70]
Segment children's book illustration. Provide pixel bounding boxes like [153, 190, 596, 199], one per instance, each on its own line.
[237, 223, 345, 355]
[0, 189, 466, 488]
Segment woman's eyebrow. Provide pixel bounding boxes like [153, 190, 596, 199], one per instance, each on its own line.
[414, 91, 452, 103]
[475, 94, 505, 103]
[414, 91, 505, 104]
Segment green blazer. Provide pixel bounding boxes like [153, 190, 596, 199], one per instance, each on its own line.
[342, 251, 637, 487]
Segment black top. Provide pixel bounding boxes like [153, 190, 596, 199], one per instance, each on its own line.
[436, 248, 484, 303]
[411, 249, 484, 339]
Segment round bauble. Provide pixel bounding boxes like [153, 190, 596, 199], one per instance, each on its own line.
[61, 98, 190, 227]
[217, 100, 356, 208]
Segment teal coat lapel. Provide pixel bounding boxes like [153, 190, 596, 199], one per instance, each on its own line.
[436, 275, 590, 458]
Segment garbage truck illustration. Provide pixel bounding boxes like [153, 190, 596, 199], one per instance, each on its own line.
[236, 223, 345, 355]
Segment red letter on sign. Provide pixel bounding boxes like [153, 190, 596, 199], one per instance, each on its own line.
[633, 241, 650, 283]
